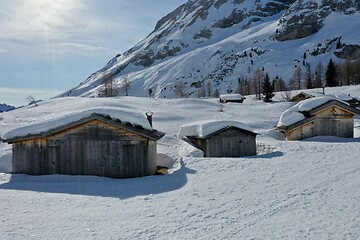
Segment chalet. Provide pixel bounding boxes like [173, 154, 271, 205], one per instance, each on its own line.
[290, 92, 314, 102]
[2, 112, 164, 179]
[179, 120, 257, 157]
[277, 97, 360, 141]
[219, 94, 246, 103]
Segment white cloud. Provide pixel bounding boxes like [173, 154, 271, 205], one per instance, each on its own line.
[52, 42, 111, 56]
[0, 0, 95, 41]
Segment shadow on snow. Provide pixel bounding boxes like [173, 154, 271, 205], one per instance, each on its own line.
[302, 136, 360, 143]
[0, 166, 196, 199]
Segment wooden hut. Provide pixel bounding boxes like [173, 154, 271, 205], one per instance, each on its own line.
[180, 121, 257, 157]
[219, 94, 246, 103]
[277, 97, 360, 141]
[290, 92, 314, 102]
[2, 113, 164, 178]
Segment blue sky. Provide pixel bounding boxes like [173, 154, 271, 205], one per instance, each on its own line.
[0, 0, 186, 107]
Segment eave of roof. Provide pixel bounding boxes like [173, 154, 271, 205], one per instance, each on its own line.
[186, 126, 257, 140]
[3, 113, 165, 143]
[308, 100, 360, 116]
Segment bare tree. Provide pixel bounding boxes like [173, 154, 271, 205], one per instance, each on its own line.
[292, 66, 302, 90]
[251, 68, 265, 100]
[213, 88, 220, 98]
[206, 81, 212, 97]
[305, 64, 313, 89]
[100, 74, 117, 97]
[27, 95, 38, 106]
[314, 61, 323, 88]
[281, 88, 292, 102]
[274, 76, 287, 92]
[120, 76, 130, 96]
[198, 82, 206, 98]
[176, 80, 188, 98]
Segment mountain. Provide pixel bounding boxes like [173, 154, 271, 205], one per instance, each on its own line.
[58, 0, 360, 98]
[0, 103, 15, 112]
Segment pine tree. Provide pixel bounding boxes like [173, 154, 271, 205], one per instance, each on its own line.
[325, 59, 337, 87]
[262, 73, 275, 102]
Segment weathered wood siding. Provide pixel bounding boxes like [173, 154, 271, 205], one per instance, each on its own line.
[12, 120, 157, 178]
[286, 121, 314, 141]
[204, 128, 256, 157]
[286, 106, 355, 140]
[313, 106, 354, 138]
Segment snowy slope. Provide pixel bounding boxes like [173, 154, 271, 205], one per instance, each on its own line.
[58, 0, 360, 99]
[1, 86, 360, 239]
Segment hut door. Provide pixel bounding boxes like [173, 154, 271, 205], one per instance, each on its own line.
[122, 143, 136, 178]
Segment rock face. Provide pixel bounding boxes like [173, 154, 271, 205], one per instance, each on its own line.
[275, 0, 359, 41]
[59, 0, 360, 99]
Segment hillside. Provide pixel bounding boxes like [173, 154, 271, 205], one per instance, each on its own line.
[58, 0, 360, 99]
[1, 86, 360, 239]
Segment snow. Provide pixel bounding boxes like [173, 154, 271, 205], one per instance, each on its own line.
[1, 98, 152, 140]
[277, 96, 350, 127]
[1, 85, 360, 239]
[335, 93, 355, 101]
[58, 1, 360, 101]
[219, 94, 246, 101]
[178, 120, 255, 139]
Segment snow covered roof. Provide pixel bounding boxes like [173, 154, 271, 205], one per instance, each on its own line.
[335, 93, 354, 101]
[277, 96, 357, 128]
[219, 94, 246, 100]
[178, 120, 256, 139]
[2, 107, 160, 141]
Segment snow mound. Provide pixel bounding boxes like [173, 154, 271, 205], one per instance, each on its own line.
[178, 120, 255, 139]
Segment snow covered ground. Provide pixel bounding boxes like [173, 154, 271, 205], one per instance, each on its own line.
[0, 86, 360, 239]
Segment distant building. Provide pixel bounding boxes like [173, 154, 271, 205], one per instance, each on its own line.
[2, 113, 164, 178]
[277, 97, 359, 141]
[290, 92, 314, 102]
[180, 120, 257, 157]
[219, 94, 246, 103]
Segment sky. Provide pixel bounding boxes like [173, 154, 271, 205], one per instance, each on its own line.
[0, 0, 187, 107]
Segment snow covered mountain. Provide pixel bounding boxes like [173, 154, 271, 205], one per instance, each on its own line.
[59, 0, 360, 98]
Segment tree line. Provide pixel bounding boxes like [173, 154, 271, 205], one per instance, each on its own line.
[98, 58, 360, 101]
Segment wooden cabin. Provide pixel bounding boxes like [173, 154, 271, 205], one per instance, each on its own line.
[290, 92, 314, 102]
[2, 113, 164, 178]
[219, 94, 246, 103]
[182, 124, 257, 157]
[277, 98, 359, 141]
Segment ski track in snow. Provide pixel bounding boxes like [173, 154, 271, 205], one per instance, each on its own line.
[0, 86, 360, 239]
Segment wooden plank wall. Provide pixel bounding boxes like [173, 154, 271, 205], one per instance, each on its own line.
[286, 106, 354, 140]
[204, 129, 256, 157]
[12, 120, 157, 178]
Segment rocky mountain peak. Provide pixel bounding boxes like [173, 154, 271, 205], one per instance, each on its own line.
[59, 0, 360, 99]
